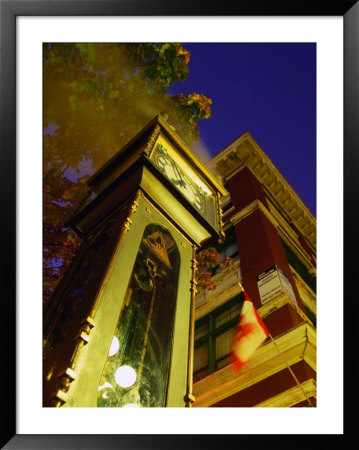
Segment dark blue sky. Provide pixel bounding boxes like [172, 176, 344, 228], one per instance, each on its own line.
[168, 43, 316, 216]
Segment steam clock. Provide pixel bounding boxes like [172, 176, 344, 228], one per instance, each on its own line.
[43, 115, 227, 407]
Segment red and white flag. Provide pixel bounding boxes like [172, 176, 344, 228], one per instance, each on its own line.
[232, 290, 269, 372]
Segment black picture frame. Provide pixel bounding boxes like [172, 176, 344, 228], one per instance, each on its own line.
[1, 0, 357, 448]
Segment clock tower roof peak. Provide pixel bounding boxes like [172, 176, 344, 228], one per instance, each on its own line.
[87, 114, 227, 197]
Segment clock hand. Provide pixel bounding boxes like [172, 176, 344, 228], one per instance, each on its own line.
[170, 159, 186, 188]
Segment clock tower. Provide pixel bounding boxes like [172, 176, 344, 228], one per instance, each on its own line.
[43, 115, 227, 408]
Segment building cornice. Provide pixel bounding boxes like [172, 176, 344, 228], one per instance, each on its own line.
[207, 132, 316, 249]
[290, 265, 316, 316]
[254, 378, 316, 407]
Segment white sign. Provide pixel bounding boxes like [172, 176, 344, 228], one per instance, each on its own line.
[277, 266, 296, 303]
[257, 266, 297, 305]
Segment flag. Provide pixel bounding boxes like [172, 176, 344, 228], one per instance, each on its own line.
[232, 290, 269, 372]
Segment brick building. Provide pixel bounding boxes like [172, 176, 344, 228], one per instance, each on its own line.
[193, 132, 316, 407]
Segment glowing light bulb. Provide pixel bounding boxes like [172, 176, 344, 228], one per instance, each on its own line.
[115, 365, 137, 388]
[108, 336, 120, 356]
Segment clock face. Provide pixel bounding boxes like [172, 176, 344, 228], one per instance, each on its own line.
[153, 145, 207, 213]
[150, 137, 218, 229]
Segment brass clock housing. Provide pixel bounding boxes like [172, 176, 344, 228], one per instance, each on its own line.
[77, 114, 228, 246]
[45, 115, 228, 409]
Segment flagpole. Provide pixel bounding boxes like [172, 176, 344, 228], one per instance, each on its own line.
[238, 283, 314, 407]
[268, 332, 314, 407]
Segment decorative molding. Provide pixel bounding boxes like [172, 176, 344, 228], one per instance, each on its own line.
[143, 124, 161, 156]
[50, 367, 76, 407]
[217, 191, 226, 243]
[290, 266, 316, 317]
[139, 190, 193, 246]
[258, 292, 314, 327]
[50, 314, 96, 407]
[254, 379, 316, 407]
[74, 316, 95, 344]
[185, 246, 199, 407]
[267, 198, 316, 268]
[229, 198, 275, 227]
[193, 321, 316, 407]
[207, 132, 316, 248]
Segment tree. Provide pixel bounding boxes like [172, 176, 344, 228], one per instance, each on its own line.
[196, 247, 235, 290]
[43, 43, 212, 304]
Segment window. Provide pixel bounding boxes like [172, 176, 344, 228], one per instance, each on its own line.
[193, 294, 244, 381]
[212, 226, 239, 275]
[280, 238, 316, 293]
[97, 224, 180, 407]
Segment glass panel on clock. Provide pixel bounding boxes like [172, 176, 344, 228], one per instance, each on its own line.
[97, 223, 180, 407]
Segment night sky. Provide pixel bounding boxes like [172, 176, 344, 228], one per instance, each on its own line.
[167, 43, 316, 217]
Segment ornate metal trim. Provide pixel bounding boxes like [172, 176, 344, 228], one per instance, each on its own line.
[217, 191, 226, 244]
[143, 124, 161, 157]
[184, 245, 198, 407]
[50, 193, 141, 407]
[50, 367, 76, 407]
[88, 191, 140, 320]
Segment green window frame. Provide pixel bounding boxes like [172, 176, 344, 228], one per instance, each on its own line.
[193, 294, 244, 381]
[280, 238, 316, 294]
